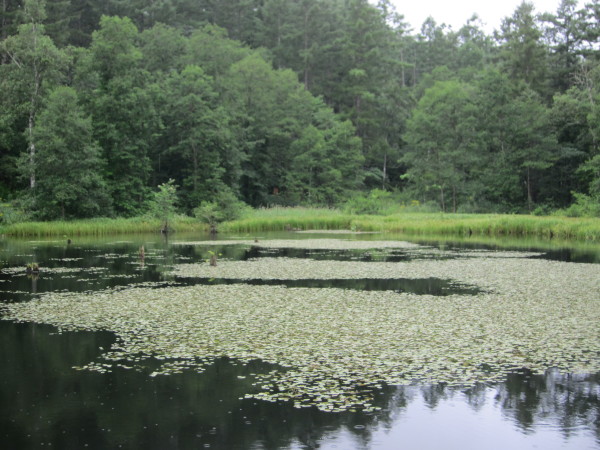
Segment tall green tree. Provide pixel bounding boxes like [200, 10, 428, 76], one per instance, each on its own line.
[106, 0, 177, 31]
[139, 23, 187, 74]
[64, 0, 107, 46]
[474, 71, 559, 211]
[509, 89, 559, 211]
[224, 53, 316, 205]
[546, 88, 592, 205]
[286, 119, 364, 205]
[185, 24, 252, 86]
[159, 65, 234, 211]
[78, 15, 158, 216]
[473, 70, 524, 211]
[149, 178, 178, 232]
[0, 0, 67, 191]
[540, 0, 585, 92]
[44, 0, 74, 46]
[28, 86, 111, 219]
[0, 0, 21, 49]
[414, 17, 458, 81]
[402, 78, 479, 212]
[496, 1, 549, 97]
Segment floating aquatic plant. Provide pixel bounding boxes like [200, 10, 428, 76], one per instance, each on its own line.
[1, 266, 108, 276]
[1, 247, 599, 412]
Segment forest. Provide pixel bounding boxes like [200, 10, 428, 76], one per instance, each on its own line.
[1, 0, 600, 221]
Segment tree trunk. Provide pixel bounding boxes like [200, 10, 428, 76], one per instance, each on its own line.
[276, 15, 282, 69]
[28, 110, 36, 189]
[28, 22, 42, 190]
[382, 152, 387, 190]
[440, 186, 445, 213]
[303, 7, 310, 90]
[1, 0, 7, 64]
[355, 95, 361, 136]
[526, 167, 533, 213]
[192, 142, 198, 195]
[412, 48, 418, 85]
[400, 48, 406, 88]
[452, 185, 457, 213]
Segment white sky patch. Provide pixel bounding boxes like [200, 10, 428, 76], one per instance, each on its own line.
[381, 0, 570, 34]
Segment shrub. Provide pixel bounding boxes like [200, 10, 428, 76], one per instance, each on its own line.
[0, 201, 31, 225]
[532, 204, 555, 216]
[148, 180, 179, 232]
[194, 190, 249, 226]
[343, 189, 394, 215]
[556, 193, 600, 218]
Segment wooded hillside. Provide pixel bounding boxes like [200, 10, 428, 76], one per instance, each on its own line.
[1, 0, 599, 219]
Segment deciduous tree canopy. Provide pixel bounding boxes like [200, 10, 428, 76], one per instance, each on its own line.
[1, 0, 599, 218]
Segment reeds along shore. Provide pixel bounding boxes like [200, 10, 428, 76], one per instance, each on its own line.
[0, 216, 202, 237]
[1, 209, 600, 241]
[222, 209, 600, 241]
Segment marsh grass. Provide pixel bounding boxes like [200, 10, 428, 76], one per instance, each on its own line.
[222, 207, 353, 232]
[2, 207, 600, 241]
[0, 216, 202, 237]
[224, 209, 600, 241]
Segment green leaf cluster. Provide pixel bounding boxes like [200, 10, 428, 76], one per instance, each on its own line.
[1, 0, 600, 218]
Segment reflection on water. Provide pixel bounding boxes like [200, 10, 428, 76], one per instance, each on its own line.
[0, 233, 599, 449]
[0, 321, 598, 450]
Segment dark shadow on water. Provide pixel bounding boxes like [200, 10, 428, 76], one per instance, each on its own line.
[238, 246, 464, 262]
[176, 277, 483, 296]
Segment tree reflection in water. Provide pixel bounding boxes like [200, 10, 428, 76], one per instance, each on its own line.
[495, 369, 599, 438]
[1, 320, 597, 449]
[1, 236, 599, 449]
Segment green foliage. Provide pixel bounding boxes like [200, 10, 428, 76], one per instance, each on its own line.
[285, 120, 364, 206]
[403, 78, 480, 212]
[577, 154, 600, 198]
[556, 193, 600, 217]
[149, 179, 179, 231]
[0, 0, 69, 193]
[28, 86, 111, 219]
[0, 201, 31, 225]
[194, 190, 249, 226]
[79, 15, 155, 216]
[497, 1, 548, 96]
[1, 0, 600, 221]
[344, 189, 394, 215]
[158, 64, 232, 211]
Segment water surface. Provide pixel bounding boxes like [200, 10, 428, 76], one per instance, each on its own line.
[1, 233, 598, 449]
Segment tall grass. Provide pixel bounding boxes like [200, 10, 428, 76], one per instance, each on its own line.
[0, 216, 203, 237]
[3, 208, 600, 241]
[221, 206, 354, 232]
[224, 208, 600, 241]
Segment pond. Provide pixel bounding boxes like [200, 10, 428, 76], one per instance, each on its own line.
[0, 232, 599, 449]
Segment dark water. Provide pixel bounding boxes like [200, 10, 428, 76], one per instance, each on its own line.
[1, 233, 599, 449]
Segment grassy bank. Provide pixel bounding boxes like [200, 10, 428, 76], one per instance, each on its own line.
[222, 207, 600, 241]
[0, 216, 203, 237]
[2, 208, 600, 241]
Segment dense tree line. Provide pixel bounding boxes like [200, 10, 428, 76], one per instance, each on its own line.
[1, 0, 599, 219]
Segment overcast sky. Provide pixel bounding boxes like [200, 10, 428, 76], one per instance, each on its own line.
[386, 0, 570, 33]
